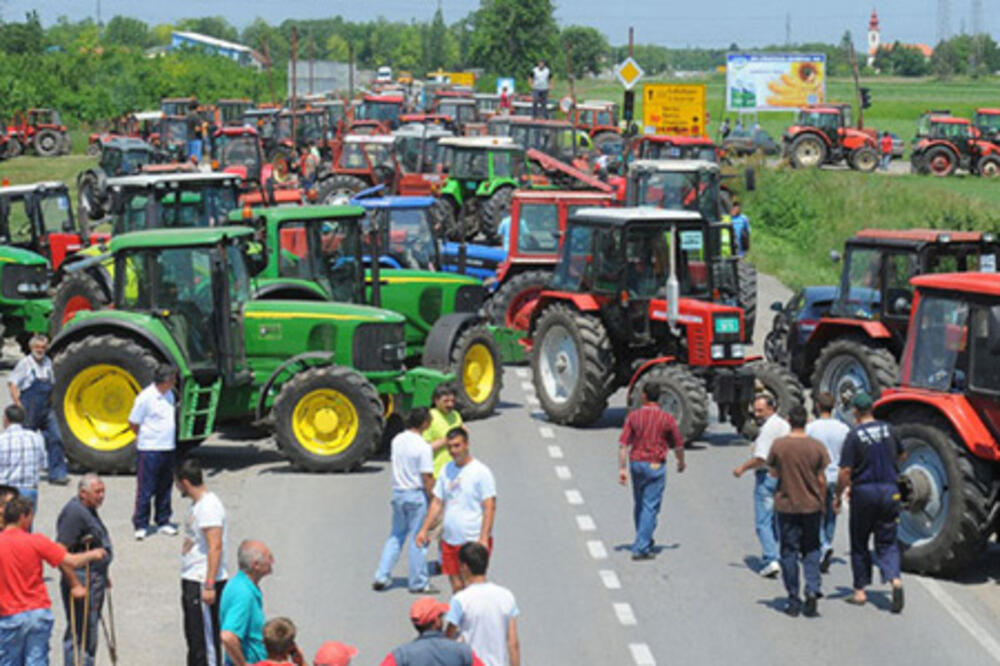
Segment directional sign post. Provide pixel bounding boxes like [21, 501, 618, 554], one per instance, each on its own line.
[642, 83, 707, 137]
[615, 57, 644, 90]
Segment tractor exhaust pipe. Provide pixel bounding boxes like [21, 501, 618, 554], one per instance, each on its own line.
[667, 224, 680, 337]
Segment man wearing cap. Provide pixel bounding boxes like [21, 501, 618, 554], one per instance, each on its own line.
[314, 640, 357, 666]
[379, 597, 486, 666]
[836, 392, 905, 613]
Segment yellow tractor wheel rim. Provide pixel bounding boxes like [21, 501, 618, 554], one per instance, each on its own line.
[462, 343, 495, 404]
[292, 389, 359, 456]
[64, 364, 140, 452]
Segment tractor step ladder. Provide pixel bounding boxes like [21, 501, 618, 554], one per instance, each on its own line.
[179, 379, 222, 441]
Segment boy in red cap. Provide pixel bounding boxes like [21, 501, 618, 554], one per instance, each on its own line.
[314, 640, 357, 666]
[379, 597, 486, 666]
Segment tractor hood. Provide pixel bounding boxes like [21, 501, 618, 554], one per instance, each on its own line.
[367, 268, 480, 288]
[243, 299, 404, 324]
[842, 128, 873, 144]
[0, 245, 48, 266]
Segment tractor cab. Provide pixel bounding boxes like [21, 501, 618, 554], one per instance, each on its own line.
[161, 97, 197, 117]
[635, 135, 719, 164]
[626, 159, 724, 221]
[473, 94, 500, 117]
[394, 124, 453, 175]
[275, 109, 326, 150]
[212, 127, 266, 185]
[485, 115, 531, 137]
[0, 181, 80, 270]
[357, 95, 405, 130]
[435, 98, 479, 131]
[217, 99, 254, 127]
[315, 100, 347, 138]
[103, 173, 241, 235]
[793, 106, 844, 136]
[159, 115, 190, 161]
[908, 116, 1000, 176]
[98, 137, 155, 176]
[507, 118, 592, 163]
[972, 109, 1000, 143]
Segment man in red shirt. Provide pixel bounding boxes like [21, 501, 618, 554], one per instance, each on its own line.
[0, 497, 107, 664]
[618, 381, 686, 560]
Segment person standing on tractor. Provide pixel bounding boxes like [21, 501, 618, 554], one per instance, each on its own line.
[879, 132, 893, 171]
[187, 104, 203, 163]
[530, 61, 551, 120]
[836, 392, 905, 613]
[617, 382, 685, 561]
[729, 203, 751, 257]
[130, 364, 180, 541]
[8, 334, 69, 487]
[499, 87, 512, 116]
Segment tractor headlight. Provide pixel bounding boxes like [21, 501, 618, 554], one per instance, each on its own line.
[730, 343, 745, 359]
[16, 282, 46, 295]
[711, 344, 725, 360]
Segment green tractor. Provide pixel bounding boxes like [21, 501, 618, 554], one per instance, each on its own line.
[237, 203, 508, 420]
[51, 226, 449, 473]
[433, 136, 523, 243]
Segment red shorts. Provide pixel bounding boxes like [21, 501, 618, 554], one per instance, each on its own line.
[441, 538, 494, 576]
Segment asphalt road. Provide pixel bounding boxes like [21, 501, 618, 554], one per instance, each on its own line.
[16, 272, 1000, 665]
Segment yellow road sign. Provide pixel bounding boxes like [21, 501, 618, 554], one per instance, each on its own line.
[642, 83, 707, 137]
[615, 57, 644, 90]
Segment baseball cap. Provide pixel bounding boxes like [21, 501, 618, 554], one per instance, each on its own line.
[410, 596, 449, 625]
[313, 641, 358, 666]
[852, 391, 874, 411]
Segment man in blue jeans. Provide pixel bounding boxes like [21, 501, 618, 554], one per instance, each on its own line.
[733, 394, 791, 577]
[618, 382, 686, 561]
[374, 408, 436, 593]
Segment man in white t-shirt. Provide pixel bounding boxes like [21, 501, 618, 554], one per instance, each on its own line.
[130, 364, 179, 541]
[374, 408, 436, 593]
[530, 60, 551, 119]
[416, 429, 496, 593]
[175, 458, 228, 666]
[806, 392, 850, 573]
[445, 542, 520, 666]
[732, 394, 791, 578]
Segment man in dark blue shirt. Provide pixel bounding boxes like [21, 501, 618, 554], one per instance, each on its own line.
[836, 392, 905, 613]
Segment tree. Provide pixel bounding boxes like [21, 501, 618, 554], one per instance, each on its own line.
[0, 11, 44, 54]
[560, 26, 608, 78]
[426, 7, 459, 70]
[176, 16, 239, 43]
[467, 0, 559, 80]
[325, 33, 350, 61]
[150, 23, 174, 46]
[104, 16, 151, 48]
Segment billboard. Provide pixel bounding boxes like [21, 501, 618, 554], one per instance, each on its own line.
[726, 53, 826, 112]
[642, 83, 706, 137]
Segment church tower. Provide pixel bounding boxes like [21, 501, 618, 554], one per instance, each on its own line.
[867, 9, 880, 67]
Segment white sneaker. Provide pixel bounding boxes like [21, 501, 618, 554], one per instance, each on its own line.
[134, 528, 147, 541]
[158, 524, 179, 536]
[760, 561, 781, 578]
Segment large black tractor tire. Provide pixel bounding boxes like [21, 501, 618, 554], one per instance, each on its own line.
[273, 365, 383, 472]
[849, 145, 879, 172]
[925, 146, 958, 177]
[447, 324, 502, 420]
[629, 364, 710, 443]
[530, 303, 616, 426]
[479, 187, 514, 244]
[431, 197, 459, 241]
[810, 339, 898, 423]
[53, 335, 160, 473]
[789, 134, 827, 169]
[488, 270, 552, 329]
[33, 129, 62, 157]
[5, 137, 23, 159]
[51, 271, 109, 335]
[737, 259, 757, 343]
[77, 171, 107, 221]
[763, 312, 791, 366]
[977, 155, 1000, 178]
[316, 175, 368, 204]
[889, 408, 998, 576]
[741, 360, 805, 439]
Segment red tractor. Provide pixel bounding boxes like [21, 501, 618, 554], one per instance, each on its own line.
[5, 109, 71, 158]
[316, 135, 402, 202]
[910, 115, 1000, 177]
[217, 98, 254, 126]
[783, 104, 879, 171]
[874, 272, 1000, 576]
[767, 228, 1000, 422]
[568, 101, 620, 151]
[356, 94, 405, 131]
[393, 124, 455, 196]
[634, 135, 721, 163]
[525, 207, 802, 438]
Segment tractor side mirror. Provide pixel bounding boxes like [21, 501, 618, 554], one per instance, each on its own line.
[744, 167, 756, 192]
[893, 296, 911, 315]
[829, 250, 841, 263]
[770, 300, 784, 313]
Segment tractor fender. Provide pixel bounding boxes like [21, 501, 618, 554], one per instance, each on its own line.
[527, 291, 604, 335]
[625, 356, 678, 404]
[793, 129, 832, 147]
[252, 279, 329, 301]
[803, 317, 893, 371]
[255, 351, 336, 420]
[50, 316, 180, 374]
[875, 389, 1000, 462]
[421, 312, 481, 370]
[914, 139, 959, 156]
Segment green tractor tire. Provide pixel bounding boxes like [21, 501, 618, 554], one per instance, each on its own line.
[272, 365, 383, 472]
[448, 324, 502, 421]
[53, 334, 160, 473]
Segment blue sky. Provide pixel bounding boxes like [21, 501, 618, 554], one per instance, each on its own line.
[17, 1, 975, 48]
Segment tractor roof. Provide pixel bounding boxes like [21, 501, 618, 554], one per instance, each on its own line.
[641, 135, 714, 146]
[931, 116, 970, 125]
[363, 94, 404, 103]
[214, 126, 259, 137]
[569, 207, 705, 227]
[630, 159, 719, 173]
[343, 134, 396, 145]
[241, 204, 365, 223]
[437, 98, 476, 106]
[394, 123, 453, 137]
[514, 190, 616, 202]
[244, 108, 279, 117]
[438, 136, 519, 150]
[133, 111, 163, 121]
[473, 93, 499, 100]
[111, 226, 254, 252]
[976, 108, 1000, 115]
[912, 272, 1000, 297]
[0, 181, 67, 196]
[101, 136, 150, 150]
[506, 118, 574, 128]
[851, 228, 993, 247]
[354, 196, 435, 210]
[107, 172, 241, 190]
[801, 105, 842, 114]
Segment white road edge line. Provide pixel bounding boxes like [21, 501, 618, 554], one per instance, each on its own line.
[539, 426, 555, 439]
[629, 643, 656, 666]
[586, 540, 608, 559]
[599, 569, 621, 589]
[547, 445, 563, 459]
[576, 515, 596, 531]
[515, 368, 529, 378]
[565, 489, 584, 505]
[555, 465, 572, 480]
[614, 602, 637, 626]
[916, 577, 1000, 663]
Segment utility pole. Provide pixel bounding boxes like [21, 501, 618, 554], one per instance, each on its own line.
[348, 42, 355, 98]
[847, 39, 863, 129]
[291, 27, 298, 145]
[309, 35, 315, 96]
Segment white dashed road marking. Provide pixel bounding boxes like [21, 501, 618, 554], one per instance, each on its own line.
[539, 426, 555, 438]
[554, 465, 571, 480]
[587, 540, 608, 559]
[547, 445, 563, 459]
[629, 643, 656, 666]
[599, 569, 621, 589]
[565, 489, 584, 505]
[575, 515, 596, 531]
[614, 602, 637, 626]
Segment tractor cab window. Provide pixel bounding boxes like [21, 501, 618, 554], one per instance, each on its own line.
[885, 252, 918, 316]
[452, 149, 489, 180]
[338, 144, 369, 170]
[37, 192, 72, 234]
[909, 295, 970, 392]
[145, 246, 218, 367]
[226, 243, 250, 306]
[975, 113, 1000, 135]
[492, 151, 517, 178]
[551, 224, 594, 292]
[315, 219, 363, 304]
[101, 149, 123, 174]
[932, 122, 971, 140]
[925, 244, 999, 274]
[219, 136, 259, 170]
[158, 186, 236, 229]
[634, 171, 714, 219]
[395, 137, 421, 173]
[456, 105, 477, 123]
[359, 101, 401, 126]
[798, 111, 840, 134]
[674, 227, 712, 297]
[376, 209, 439, 270]
[363, 143, 393, 168]
[4, 197, 33, 245]
[516, 204, 560, 254]
[969, 305, 1000, 394]
[121, 150, 151, 175]
[624, 226, 670, 298]
[839, 246, 882, 317]
[277, 221, 315, 279]
[592, 228, 625, 293]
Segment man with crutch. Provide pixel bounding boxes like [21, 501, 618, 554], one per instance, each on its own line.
[57, 473, 113, 666]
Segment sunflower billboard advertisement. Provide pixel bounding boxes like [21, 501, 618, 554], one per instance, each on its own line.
[726, 53, 826, 112]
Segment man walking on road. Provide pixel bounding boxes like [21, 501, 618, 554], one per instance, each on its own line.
[8, 334, 68, 486]
[806, 392, 850, 573]
[220, 540, 274, 665]
[767, 405, 829, 617]
[618, 382, 685, 560]
[733, 395, 790, 577]
[56, 473, 112, 666]
[416, 429, 496, 594]
[530, 60, 551, 119]
[130, 364, 179, 540]
[374, 408, 436, 594]
[177, 458, 229, 665]
[836, 392, 905, 613]
[380, 596, 485, 666]
[0, 497, 107, 666]
[0, 405, 46, 510]
[445, 542, 520, 666]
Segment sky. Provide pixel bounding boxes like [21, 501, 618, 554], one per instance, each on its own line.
[14, 0, 986, 49]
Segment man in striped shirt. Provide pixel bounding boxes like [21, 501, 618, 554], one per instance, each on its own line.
[618, 381, 686, 560]
[0, 405, 46, 510]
